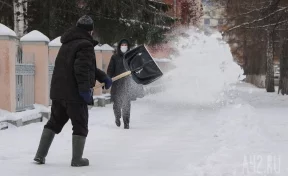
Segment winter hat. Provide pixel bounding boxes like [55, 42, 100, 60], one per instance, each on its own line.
[120, 40, 128, 45]
[76, 15, 94, 31]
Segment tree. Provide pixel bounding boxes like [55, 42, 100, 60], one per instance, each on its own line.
[278, 33, 288, 95]
[181, 0, 203, 26]
[215, 0, 288, 92]
[13, 0, 28, 37]
[0, 0, 14, 30]
[26, 0, 177, 45]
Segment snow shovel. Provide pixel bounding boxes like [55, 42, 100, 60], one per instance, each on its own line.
[95, 45, 163, 88]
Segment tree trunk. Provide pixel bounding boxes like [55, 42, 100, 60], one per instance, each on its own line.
[266, 30, 275, 92]
[278, 37, 288, 95]
[246, 75, 266, 88]
[13, 0, 27, 37]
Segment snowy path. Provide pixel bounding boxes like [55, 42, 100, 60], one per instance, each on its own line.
[1, 83, 288, 176]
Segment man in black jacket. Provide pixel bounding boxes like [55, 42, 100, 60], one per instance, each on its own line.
[107, 39, 133, 129]
[33, 15, 112, 167]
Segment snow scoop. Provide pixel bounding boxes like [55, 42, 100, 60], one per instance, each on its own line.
[95, 45, 163, 88]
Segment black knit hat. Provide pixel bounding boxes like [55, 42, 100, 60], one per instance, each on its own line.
[76, 15, 94, 31]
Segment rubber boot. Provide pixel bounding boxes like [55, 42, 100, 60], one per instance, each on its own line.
[71, 135, 89, 167]
[124, 123, 129, 129]
[115, 118, 121, 127]
[123, 101, 131, 129]
[34, 128, 55, 164]
[113, 103, 122, 127]
[123, 111, 130, 129]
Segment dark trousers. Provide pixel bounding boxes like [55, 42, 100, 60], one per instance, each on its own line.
[45, 100, 89, 137]
[113, 98, 131, 125]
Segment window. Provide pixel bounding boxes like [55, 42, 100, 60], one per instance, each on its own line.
[204, 19, 210, 25]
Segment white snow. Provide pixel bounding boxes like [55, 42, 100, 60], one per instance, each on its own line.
[93, 93, 111, 100]
[154, 58, 171, 63]
[20, 30, 50, 42]
[0, 104, 47, 123]
[48, 36, 61, 47]
[1, 30, 287, 176]
[149, 28, 243, 105]
[94, 45, 101, 51]
[0, 109, 41, 122]
[0, 23, 16, 37]
[101, 44, 114, 51]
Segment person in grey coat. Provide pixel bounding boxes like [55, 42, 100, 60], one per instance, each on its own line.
[107, 39, 134, 129]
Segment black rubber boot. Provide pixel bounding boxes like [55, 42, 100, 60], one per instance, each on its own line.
[71, 135, 89, 167]
[34, 128, 55, 164]
[115, 118, 121, 127]
[123, 113, 130, 129]
[123, 101, 131, 129]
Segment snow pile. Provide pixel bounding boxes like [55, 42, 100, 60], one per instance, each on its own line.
[0, 104, 49, 124]
[0, 23, 16, 37]
[48, 36, 61, 47]
[5, 109, 41, 122]
[33, 104, 50, 113]
[0, 109, 10, 122]
[20, 30, 50, 42]
[148, 29, 243, 105]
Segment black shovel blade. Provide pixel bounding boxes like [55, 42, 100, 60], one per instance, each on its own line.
[123, 45, 163, 85]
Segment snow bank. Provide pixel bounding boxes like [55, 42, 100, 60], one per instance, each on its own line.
[0, 109, 10, 122]
[0, 23, 16, 37]
[20, 30, 50, 42]
[147, 29, 243, 105]
[4, 109, 41, 122]
[0, 104, 49, 124]
[48, 36, 61, 47]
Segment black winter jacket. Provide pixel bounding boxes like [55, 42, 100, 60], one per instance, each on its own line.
[50, 27, 107, 103]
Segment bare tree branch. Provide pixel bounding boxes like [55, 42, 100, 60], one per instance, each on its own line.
[226, 6, 288, 32]
[0, 0, 12, 8]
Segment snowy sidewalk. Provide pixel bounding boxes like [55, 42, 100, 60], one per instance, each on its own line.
[0, 83, 288, 176]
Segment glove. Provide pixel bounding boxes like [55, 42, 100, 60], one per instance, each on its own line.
[79, 88, 94, 105]
[102, 77, 112, 90]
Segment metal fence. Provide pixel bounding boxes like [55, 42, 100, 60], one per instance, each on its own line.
[48, 64, 54, 105]
[15, 49, 35, 112]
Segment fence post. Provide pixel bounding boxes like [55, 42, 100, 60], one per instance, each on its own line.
[48, 36, 61, 105]
[48, 36, 61, 64]
[20, 30, 50, 106]
[100, 44, 114, 94]
[94, 45, 103, 96]
[0, 24, 17, 112]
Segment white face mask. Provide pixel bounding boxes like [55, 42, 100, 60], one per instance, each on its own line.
[120, 46, 128, 53]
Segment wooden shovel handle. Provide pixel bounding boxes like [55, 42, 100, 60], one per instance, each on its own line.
[95, 71, 132, 89]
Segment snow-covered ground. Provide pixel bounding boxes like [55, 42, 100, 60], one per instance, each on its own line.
[1, 29, 287, 176]
[0, 83, 287, 176]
